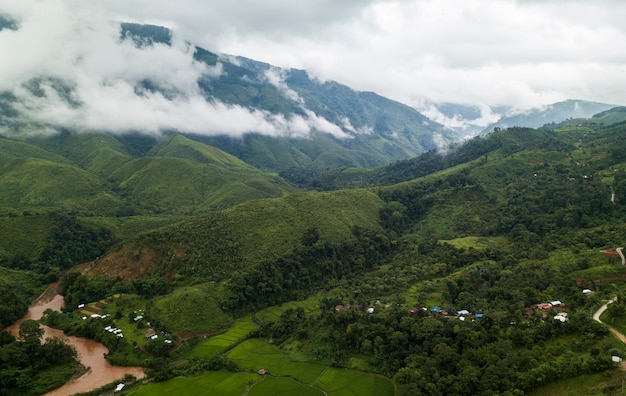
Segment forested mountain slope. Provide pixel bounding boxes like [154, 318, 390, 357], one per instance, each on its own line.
[2, 112, 626, 395]
[70, 117, 626, 394]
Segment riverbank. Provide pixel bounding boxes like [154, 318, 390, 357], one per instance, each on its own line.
[5, 284, 145, 395]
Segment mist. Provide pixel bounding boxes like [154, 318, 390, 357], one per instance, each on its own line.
[0, 0, 352, 139]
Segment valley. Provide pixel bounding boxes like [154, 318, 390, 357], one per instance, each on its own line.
[1, 109, 626, 395]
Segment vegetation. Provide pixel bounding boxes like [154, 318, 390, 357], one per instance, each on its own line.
[3, 109, 626, 394]
[0, 321, 78, 395]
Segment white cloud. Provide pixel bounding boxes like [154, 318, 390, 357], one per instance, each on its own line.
[179, 0, 626, 111]
[0, 0, 355, 139]
[1, 0, 626, 138]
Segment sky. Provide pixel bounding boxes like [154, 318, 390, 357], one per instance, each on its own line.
[1, 0, 626, 136]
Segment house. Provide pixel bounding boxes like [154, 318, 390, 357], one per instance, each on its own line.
[431, 306, 442, 313]
[582, 289, 594, 295]
[258, 369, 267, 375]
[457, 310, 470, 316]
[550, 300, 562, 307]
[534, 303, 552, 310]
[145, 328, 156, 338]
[367, 308, 374, 314]
[475, 313, 484, 318]
[612, 356, 623, 363]
[554, 314, 568, 322]
[335, 305, 344, 311]
[115, 383, 125, 392]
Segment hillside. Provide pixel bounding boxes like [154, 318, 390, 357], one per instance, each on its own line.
[49, 116, 626, 395]
[7, 131, 294, 216]
[308, 108, 626, 190]
[482, 99, 617, 134]
[0, 22, 453, 181]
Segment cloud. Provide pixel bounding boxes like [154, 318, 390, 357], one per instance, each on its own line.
[179, 0, 626, 111]
[262, 67, 351, 138]
[0, 0, 354, 139]
[2, 0, 626, 139]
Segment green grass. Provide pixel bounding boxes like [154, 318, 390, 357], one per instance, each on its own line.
[186, 316, 258, 359]
[0, 158, 120, 214]
[127, 370, 260, 396]
[249, 376, 325, 396]
[228, 339, 327, 384]
[440, 236, 509, 250]
[154, 285, 232, 334]
[314, 367, 395, 396]
[81, 215, 184, 241]
[255, 296, 321, 323]
[529, 369, 625, 396]
[110, 155, 292, 214]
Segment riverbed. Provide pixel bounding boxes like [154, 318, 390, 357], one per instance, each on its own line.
[6, 288, 145, 395]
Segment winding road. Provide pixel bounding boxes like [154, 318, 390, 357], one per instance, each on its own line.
[593, 297, 626, 345]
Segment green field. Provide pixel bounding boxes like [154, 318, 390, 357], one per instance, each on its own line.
[249, 376, 325, 396]
[186, 316, 258, 359]
[228, 339, 327, 384]
[439, 235, 509, 251]
[530, 370, 624, 396]
[315, 367, 395, 396]
[255, 296, 321, 323]
[127, 370, 259, 396]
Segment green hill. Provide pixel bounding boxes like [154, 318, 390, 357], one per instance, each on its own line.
[27, 131, 133, 178]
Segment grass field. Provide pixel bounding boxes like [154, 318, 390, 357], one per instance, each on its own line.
[228, 339, 327, 384]
[228, 338, 326, 384]
[314, 367, 395, 396]
[530, 369, 625, 396]
[439, 235, 509, 251]
[127, 370, 260, 396]
[186, 316, 258, 359]
[226, 338, 394, 396]
[254, 296, 321, 323]
[249, 376, 325, 396]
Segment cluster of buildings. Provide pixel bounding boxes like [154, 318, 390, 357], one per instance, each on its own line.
[105, 325, 125, 338]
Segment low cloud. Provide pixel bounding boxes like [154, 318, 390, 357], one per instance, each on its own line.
[0, 0, 352, 140]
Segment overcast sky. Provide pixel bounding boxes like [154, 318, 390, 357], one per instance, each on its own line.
[1, 0, 626, 135]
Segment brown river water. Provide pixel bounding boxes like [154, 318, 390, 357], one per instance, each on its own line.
[6, 288, 145, 395]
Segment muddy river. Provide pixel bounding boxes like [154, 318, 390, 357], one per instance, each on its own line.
[6, 289, 144, 395]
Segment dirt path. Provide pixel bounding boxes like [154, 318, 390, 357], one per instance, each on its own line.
[593, 297, 626, 367]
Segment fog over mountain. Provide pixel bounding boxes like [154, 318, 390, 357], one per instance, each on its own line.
[2, 1, 626, 139]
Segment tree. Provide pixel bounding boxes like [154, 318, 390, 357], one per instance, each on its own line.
[19, 319, 43, 343]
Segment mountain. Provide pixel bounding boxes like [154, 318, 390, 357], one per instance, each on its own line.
[5, 21, 626, 396]
[0, 23, 452, 181]
[481, 99, 618, 134]
[191, 52, 451, 173]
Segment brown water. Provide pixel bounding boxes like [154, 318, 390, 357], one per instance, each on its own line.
[6, 289, 145, 395]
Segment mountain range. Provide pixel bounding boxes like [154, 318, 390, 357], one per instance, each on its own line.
[3, 21, 626, 396]
[2, 22, 621, 183]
